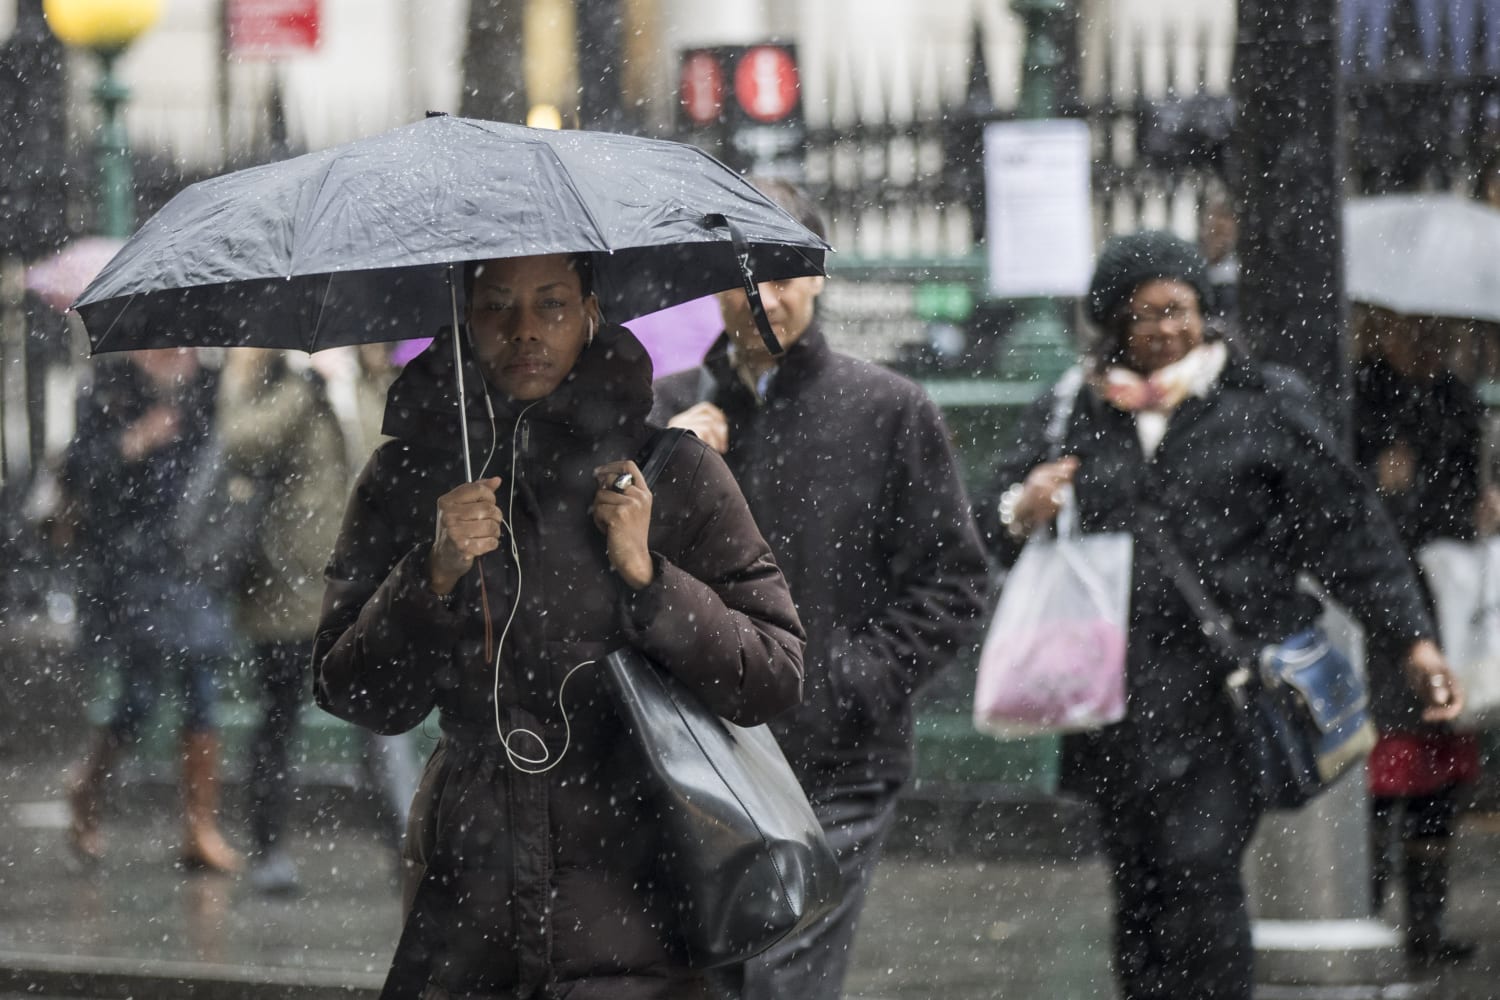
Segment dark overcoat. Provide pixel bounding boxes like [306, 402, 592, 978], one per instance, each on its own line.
[652, 326, 989, 796]
[977, 356, 1433, 790]
[1353, 355, 1484, 726]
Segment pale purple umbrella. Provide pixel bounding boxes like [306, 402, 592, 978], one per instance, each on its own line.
[624, 295, 723, 377]
[25, 237, 125, 313]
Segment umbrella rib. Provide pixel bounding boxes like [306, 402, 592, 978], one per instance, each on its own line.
[89, 291, 140, 354]
[541, 146, 610, 251]
[309, 273, 335, 352]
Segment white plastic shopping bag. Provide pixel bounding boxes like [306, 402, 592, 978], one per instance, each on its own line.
[1418, 538, 1500, 729]
[973, 493, 1132, 739]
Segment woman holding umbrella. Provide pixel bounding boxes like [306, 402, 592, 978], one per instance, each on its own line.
[313, 252, 805, 999]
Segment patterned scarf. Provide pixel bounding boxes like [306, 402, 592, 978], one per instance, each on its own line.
[1096, 341, 1228, 413]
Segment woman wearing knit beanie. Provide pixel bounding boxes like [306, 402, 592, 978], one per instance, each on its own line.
[977, 230, 1463, 1000]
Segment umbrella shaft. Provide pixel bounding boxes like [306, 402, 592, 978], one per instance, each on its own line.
[449, 274, 474, 483]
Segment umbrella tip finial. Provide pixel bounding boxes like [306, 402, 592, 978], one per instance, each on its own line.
[425, 110, 449, 119]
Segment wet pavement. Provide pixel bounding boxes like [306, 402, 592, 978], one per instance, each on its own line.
[1, 747, 1498, 1000]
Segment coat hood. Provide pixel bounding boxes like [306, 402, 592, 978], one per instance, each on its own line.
[382, 322, 655, 453]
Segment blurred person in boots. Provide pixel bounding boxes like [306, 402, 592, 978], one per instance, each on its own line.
[62, 347, 241, 873]
[976, 231, 1463, 1000]
[1353, 306, 1491, 966]
[652, 180, 989, 1000]
[218, 348, 349, 894]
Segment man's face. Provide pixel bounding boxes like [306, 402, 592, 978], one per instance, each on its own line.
[717, 274, 826, 361]
[130, 347, 199, 384]
[467, 254, 597, 400]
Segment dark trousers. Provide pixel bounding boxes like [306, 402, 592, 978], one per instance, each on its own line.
[248, 638, 310, 852]
[1092, 739, 1262, 1000]
[107, 639, 218, 741]
[712, 781, 897, 1000]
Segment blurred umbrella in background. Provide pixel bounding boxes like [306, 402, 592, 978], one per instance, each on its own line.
[25, 237, 124, 313]
[1346, 194, 1500, 323]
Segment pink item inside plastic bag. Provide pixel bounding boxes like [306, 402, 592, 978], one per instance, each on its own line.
[975, 619, 1128, 732]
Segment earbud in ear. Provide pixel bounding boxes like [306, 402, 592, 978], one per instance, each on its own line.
[587, 317, 597, 346]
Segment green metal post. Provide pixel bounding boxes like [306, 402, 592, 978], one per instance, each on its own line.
[93, 47, 134, 239]
[1002, 0, 1075, 384]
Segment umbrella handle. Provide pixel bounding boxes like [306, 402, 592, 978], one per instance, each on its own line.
[448, 266, 475, 482]
[703, 214, 783, 357]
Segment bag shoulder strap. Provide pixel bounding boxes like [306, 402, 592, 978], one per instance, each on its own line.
[1044, 366, 1085, 461]
[1137, 517, 1249, 666]
[640, 427, 691, 489]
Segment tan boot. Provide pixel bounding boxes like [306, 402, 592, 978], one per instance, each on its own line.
[179, 731, 243, 874]
[67, 728, 122, 865]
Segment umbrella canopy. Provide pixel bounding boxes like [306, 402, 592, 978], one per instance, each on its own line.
[73, 116, 829, 354]
[1345, 194, 1500, 323]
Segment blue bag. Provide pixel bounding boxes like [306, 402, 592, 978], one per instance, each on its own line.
[1224, 628, 1378, 809]
[1143, 516, 1379, 810]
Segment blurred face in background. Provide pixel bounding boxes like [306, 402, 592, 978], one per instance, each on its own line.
[1122, 278, 1206, 374]
[1199, 200, 1237, 266]
[717, 274, 826, 365]
[129, 347, 198, 387]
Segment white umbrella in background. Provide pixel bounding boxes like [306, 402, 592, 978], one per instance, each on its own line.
[1345, 193, 1500, 322]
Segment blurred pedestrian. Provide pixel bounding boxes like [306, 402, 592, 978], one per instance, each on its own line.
[1198, 190, 1240, 333]
[320, 343, 421, 853]
[314, 251, 804, 997]
[1353, 306, 1488, 965]
[62, 348, 241, 873]
[652, 180, 989, 1000]
[976, 230, 1463, 1000]
[216, 349, 348, 894]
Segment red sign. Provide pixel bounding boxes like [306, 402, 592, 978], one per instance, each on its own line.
[733, 46, 799, 123]
[680, 51, 725, 127]
[229, 0, 321, 58]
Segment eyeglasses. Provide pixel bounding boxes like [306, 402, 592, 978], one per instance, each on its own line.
[1128, 303, 1200, 331]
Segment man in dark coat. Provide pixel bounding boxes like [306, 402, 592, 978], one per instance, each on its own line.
[652, 181, 989, 1000]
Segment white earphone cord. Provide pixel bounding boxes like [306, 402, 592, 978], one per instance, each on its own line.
[477, 398, 595, 774]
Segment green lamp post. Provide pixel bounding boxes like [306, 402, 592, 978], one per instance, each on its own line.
[1002, 0, 1076, 384]
[43, 0, 163, 239]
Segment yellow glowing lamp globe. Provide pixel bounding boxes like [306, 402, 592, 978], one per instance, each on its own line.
[44, 0, 163, 51]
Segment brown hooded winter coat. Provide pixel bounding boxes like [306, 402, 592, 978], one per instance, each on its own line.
[314, 325, 805, 999]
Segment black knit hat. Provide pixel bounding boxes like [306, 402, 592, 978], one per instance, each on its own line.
[1086, 230, 1214, 326]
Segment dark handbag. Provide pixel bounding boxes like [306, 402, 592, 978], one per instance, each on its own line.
[1223, 629, 1378, 808]
[607, 428, 841, 967]
[1142, 522, 1377, 809]
[174, 435, 271, 592]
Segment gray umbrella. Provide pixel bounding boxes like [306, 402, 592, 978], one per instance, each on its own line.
[74, 115, 828, 478]
[1345, 193, 1500, 322]
[73, 115, 828, 355]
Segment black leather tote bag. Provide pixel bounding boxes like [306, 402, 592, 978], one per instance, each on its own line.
[609, 428, 840, 967]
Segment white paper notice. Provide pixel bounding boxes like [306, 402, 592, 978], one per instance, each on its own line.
[984, 119, 1094, 298]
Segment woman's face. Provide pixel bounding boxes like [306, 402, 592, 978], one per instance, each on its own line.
[468, 254, 598, 400]
[1123, 278, 1205, 374]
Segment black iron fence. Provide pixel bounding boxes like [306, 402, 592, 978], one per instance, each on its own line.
[791, 19, 1500, 373]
